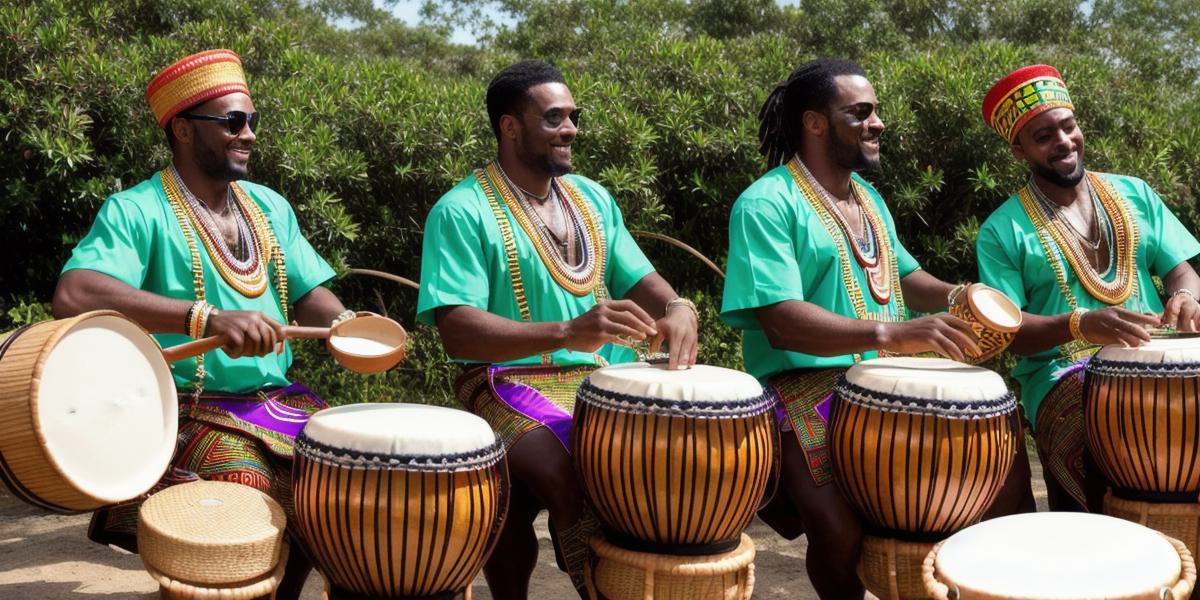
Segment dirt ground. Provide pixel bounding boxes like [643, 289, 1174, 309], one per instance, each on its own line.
[0, 443, 1047, 599]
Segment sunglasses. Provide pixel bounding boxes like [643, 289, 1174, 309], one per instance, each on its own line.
[182, 110, 259, 135]
[534, 108, 582, 129]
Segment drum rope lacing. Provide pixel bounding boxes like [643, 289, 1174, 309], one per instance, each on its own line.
[1086, 358, 1200, 378]
[576, 380, 776, 418]
[294, 431, 505, 472]
[834, 379, 1016, 419]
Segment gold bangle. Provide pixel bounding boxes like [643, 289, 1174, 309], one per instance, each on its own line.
[666, 297, 698, 319]
[1068, 307, 1090, 343]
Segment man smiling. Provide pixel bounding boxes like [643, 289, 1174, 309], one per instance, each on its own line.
[418, 60, 698, 599]
[720, 58, 1025, 598]
[53, 49, 353, 599]
[976, 64, 1200, 511]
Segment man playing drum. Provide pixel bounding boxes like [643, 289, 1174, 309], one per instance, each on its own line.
[53, 49, 353, 599]
[976, 64, 1200, 511]
[417, 60, 699, 599]
[719, 58, 1031, 599]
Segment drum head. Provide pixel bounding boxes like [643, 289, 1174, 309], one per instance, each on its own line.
[300, 403, 500, 469]
[36, 314, 177, 503]
[584, 363, 763, 403]
[844, 357, 1009, 401]
[1093, 336, 1200, 366]
[934, 513, 1181, 598]
[966, 285, 1021, 332]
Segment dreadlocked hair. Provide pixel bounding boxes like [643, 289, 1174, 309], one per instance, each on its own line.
[486, 60, 566, 139]
[758, 58, 867, 167]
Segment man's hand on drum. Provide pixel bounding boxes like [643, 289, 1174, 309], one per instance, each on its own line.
[648, 304, 699, 371]
[206, 309, 287, 358]
[1080, 307, 1158, 346]
[1161, 292, 1200, 333]
[564, 300, 658, 354]
[877, 313, 980, 362]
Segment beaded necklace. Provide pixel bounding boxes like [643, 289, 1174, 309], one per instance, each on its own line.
[1018, 172, 1137, 306]
[788, 157, 896, 305]
[484, 161, 607, 296]
[1029, 177, 1115, 276]
[785, 157, 905, 363]
[161, 168, 289, 397]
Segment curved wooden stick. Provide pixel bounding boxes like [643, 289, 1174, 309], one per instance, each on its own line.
[345, 268, 421, 290]
[631, 230, 724, 279]
[160, 325, 330, 363]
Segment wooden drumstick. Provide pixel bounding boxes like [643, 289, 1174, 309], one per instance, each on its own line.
[160, 325, 330, 363]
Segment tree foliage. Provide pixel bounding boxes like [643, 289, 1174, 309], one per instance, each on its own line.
[2, 0, 1197, 403]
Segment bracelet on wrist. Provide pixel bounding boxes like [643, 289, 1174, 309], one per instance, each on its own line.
[332, 309, 357, 327]
[1068, 307, 1091, 343]
[1173, 288, 1196, 302]
[196, 305, 217, 339]
[186, 301, 209, 339]
[665, 297, 698, 319]
[947, 283, 968, 307]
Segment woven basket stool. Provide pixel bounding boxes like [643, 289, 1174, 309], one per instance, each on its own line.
[1106, 490, 1200, 557]
[590, 534, 755, 600]
[857, 535, 936, 600]
[138, 480, 288, 600]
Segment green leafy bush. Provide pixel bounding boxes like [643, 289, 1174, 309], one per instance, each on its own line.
[3, 0, 1197, 404]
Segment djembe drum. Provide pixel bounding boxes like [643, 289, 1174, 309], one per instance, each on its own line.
[922, 512, 1196, 599]
[138, 480, 288, 599]
[292, 403, 506, 600]
[830, 357, 1020, 600]
[949, 283, 1022, 364]
[0, 310, 177, 512]
[1085, 338, 1200, 555]
[573, 362, 774, 600]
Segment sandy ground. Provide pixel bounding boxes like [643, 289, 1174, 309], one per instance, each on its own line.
[0, 443, 1047, 599]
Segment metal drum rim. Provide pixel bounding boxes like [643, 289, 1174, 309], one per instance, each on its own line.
[576, 379, 775, 419]
[294, 430, 504, 472]
[834, 378, 1016, 419]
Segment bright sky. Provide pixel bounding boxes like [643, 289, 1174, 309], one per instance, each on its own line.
[381, 0, 802, 46]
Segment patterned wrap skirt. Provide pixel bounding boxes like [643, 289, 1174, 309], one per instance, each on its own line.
[1033, 367, 1089, 510]
[88, 383, 327, 552]
[765, 368, 848, 487]
[455, 364, 595, 452]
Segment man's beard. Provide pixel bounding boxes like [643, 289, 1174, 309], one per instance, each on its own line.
[830, 135, 881, 172]
[194, 137, 248, 181]
[1031, 158, 1085, 188]
[543, 155, 572, 177]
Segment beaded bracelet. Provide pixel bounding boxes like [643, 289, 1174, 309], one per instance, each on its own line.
[666, 297, 698, 319]
[1173, 288, 1197, 302]
[1068, 307, 1091, 343]
[947, 283, 968, 308]
[195, 304, 217, 339]
[331, 309, 357, 327]
[186, 301, 210, 339]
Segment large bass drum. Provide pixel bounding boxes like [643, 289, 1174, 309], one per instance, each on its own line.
[1085, 338, 1200, 500]
[830, 357, 1019, 536]
[0, 310, 178, 512]
[573, 362, 775, 555]
[292, 403, 507, 599]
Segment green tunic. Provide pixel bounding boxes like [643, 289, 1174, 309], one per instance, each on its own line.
[977, 173, 1200, 423]
[62, 174, 336, 393]
[417, 172, 655, 367]
[720, 165, 920, 380]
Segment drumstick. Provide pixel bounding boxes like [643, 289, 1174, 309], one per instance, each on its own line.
[160, 325, 331, 363]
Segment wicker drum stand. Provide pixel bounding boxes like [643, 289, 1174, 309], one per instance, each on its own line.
[589, 534, 755, 600]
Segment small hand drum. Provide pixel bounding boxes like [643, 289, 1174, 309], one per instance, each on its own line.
[949, 283, 1022, 364]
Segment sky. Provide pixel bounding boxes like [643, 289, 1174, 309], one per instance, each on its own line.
[379, 0, 802, 46]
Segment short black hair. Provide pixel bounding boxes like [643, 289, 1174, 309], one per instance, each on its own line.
[758, 58, 867, 166]
[485, 60, 566, 139]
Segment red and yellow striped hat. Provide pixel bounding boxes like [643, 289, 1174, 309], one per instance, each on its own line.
[145, 49, 250, 129]
[982, 64, 1074, 143]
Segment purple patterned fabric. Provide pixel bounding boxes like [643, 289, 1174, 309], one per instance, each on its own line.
[201, 382, 316, 438]
[490, 367, 574, 449]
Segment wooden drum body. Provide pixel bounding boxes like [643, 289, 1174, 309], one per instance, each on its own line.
[0, 310, 178, 513]
[949, 283, 1022, 365]
[293, 404, 507, 599]
[1085, 339, 1200, 500]
[830, 357, 1019, 537]
[923, 513, 1196, 599]
[573, 363, 775, 555]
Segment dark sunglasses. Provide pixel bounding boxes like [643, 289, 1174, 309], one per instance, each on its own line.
[182, 110, 259, 135]
[536, 108, 582, 129]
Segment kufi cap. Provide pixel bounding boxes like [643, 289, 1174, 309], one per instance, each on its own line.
[146, 49, 250, 129]
[982, 64, 1074, 143]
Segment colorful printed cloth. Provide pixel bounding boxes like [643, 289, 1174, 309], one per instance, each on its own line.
[765, 368, 847, 487]
[455, 364, 595, 452]
[87, 384, 326, 552]
[1033, 368, 1089, 511]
